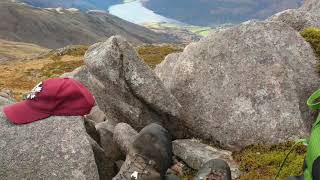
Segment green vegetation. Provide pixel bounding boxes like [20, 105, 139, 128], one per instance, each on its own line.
[137, 44, 183, 69]
[301, 28, 320, 72]
[234, 142, 306, 180]
[187, 26, 211, 36]
[144, 22, 211, 37]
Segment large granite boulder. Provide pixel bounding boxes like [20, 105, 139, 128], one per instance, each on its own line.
[155, 21, 320, 150]
[268, 9, 320, 31]
[0, 112, 100, 179]
[71, 36, 190, 138]
[268, 0, 320, 31]
[302, 0, 320, 12]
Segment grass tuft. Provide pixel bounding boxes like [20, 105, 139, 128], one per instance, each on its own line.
[137, 44, 183, 69]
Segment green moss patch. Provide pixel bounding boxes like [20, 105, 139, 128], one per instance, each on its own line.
[301, 28, 320, 72]
[234, 142, 306, 180]
[137, 45, 183, 69]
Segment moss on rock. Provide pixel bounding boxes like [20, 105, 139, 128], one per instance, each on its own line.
[301, 28, 320, 72]
[234, 142, 306, 180]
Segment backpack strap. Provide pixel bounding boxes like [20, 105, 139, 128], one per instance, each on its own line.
[308, 89, 320, 111]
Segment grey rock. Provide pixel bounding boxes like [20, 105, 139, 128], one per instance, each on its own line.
[96, 121, 122, 161]
[302, 0, 320, 12]
[84, 117, 100, 144]
[0, 89, 14, 108]
[115, 160, 124, 172]
[86, 106, 107, 123]
[0, 97, 13, 108]
[155, 21, 319, 150]
[61, 66, 90, 88]
[165, 174, 180, 180]
[194, 159, 232, 180]
[268, 0, 320, 31]
[0, 113, 99, 179]
[152, 28, 202, 43]
[268, 9, 320, 31]
[79, 35, 189, 138]
[113, 123, 138, 154]
[172, 139, 240, 179]
[88, 136, 115, 180]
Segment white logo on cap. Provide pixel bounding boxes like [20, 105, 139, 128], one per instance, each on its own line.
[26, 82, 43, 100]
[131, 171, 138, 179]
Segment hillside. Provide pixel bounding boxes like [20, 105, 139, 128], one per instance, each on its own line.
[0, 1, 176, 49]
[0, 39, 49, 62]
[19, 0, 121, 11]
[143, 0, 303, 26]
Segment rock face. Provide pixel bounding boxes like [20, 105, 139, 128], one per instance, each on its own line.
[88, 136, 115, 180]
[96, 121, 122, 161]
[268, 0, 320, 31]
[172, 139, 240, 179]
[302, 0, 320, 12]
[155, 21, 320, 150]
[268, 9, 320, 31]
[73, 35, 190, 138]
[113, 123, 138, 154]
[0, 112, 99, 179]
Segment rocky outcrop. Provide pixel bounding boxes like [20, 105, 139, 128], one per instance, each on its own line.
[0, 112, 100, 179]
[113, 123, 138, 154]
[302, 0, 320, 12]
[268, 0, 320, 31]
[172, 139, 240, 179]
[268, 9, 320, 31]
[71, 35, 190, 138]
[88, 136, 115, 180]
[155, 21, 320, 150]
[86, 106, 108, 123]
[96, 121, 122, 161]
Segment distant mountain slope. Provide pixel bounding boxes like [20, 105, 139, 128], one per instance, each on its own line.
[19, 0, 121, 11]
[0, 1, 173, 48]
[143, 0, 304, 26]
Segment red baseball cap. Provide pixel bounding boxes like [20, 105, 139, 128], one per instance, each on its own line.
[3, 78, 95, 124]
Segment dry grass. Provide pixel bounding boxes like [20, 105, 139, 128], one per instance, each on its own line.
[0, 39, 50, 61]
[137, 44, 183, 69]
[0, 43, 87, 101]
[0, 55, 84, 100]
[0, 43, 182, 101]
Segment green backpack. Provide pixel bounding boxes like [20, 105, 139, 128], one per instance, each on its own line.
[304, 89, 320, 180]
[275, 89, 320, 180]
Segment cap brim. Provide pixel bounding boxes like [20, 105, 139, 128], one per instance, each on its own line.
[3, 101, 50, 125]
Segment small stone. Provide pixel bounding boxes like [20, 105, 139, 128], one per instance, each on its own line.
[172, 139, 240, 179]
[113, 123, 138, 154]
